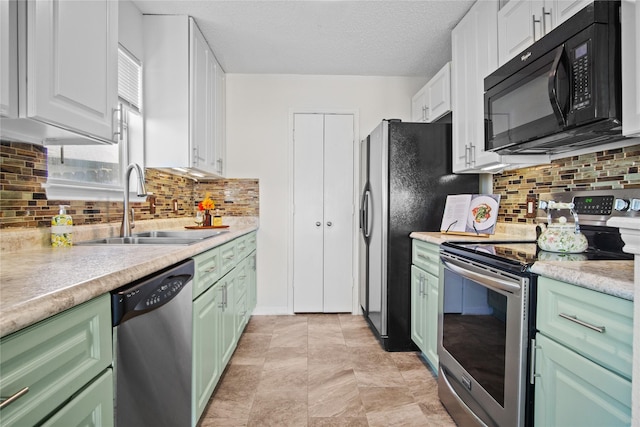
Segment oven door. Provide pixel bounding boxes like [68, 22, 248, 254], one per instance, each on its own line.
[438, 252, 531, 427]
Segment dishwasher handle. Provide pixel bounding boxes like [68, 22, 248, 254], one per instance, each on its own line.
[112, 260, 194, 326]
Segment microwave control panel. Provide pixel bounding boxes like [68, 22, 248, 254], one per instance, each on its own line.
[571, 41, 591, 110]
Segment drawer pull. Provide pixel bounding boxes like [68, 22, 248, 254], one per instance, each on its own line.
[205, 266, 217, 273]
[0, 387, 29, 409]
[559, 313, 606, 333]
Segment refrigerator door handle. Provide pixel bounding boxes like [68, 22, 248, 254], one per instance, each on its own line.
[364, 190, 373, 239]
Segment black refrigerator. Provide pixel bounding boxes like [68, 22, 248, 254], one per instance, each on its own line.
[359, 118, 479, 351]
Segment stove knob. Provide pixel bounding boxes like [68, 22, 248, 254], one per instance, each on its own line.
[630, 199, 640, 212]
[614, 198, 630, 211]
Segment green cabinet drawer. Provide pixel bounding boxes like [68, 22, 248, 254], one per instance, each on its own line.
[412, 239, 440, 277]
[537, 277, 633, 380]
[534, 334, 631, 426]
[0, 294, 112, 427]
[192, 246, 221, 299]
[245, 231, 257, 254]
[236, 234, 249, 260]
[41, 368, 114, 427]
[219, 239, 238, 278]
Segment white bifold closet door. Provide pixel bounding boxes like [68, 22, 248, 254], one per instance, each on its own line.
[293, 113, 354, 312]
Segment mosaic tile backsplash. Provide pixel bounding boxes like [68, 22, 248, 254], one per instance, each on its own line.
[0, 141, 259, 229]
[494, 144, 640, 223]
[3, 141, 640, 229]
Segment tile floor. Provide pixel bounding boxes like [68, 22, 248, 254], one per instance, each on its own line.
[199, 314, 456, 426]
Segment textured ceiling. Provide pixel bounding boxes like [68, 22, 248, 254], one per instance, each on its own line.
[132, 0, 475, 77]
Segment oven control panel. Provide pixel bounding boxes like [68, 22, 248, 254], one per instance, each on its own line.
[536, 190, 640, 226]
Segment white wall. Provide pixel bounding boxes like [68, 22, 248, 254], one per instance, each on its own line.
[225, 74, 426, 314]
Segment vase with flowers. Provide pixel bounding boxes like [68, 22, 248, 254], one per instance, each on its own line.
[197, 193, 215, 227]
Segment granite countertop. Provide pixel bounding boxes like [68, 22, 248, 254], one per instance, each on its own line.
[0, 217, 259, 338]
[410, 223, 634, 302]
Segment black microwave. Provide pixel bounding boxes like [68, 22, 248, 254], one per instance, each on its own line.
[484, 1, 623, 155]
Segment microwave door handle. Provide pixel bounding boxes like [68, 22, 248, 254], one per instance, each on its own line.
[548, 45, 568, 127]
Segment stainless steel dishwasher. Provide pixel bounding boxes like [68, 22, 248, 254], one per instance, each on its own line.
[112, 259, 194, 427]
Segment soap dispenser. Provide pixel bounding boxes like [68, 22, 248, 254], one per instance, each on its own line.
[51, 205, 73, 247]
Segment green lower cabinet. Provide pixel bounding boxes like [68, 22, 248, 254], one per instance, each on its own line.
[410, 265, 427, 352]
[0, 294, 112, 427]
[192, 282, 222, 424]
[534, 334, 632, 426]
[41, 368, 114, 427]
[410, 264, 439, 371]
[248, 251, 257, 313]
[220, 271, 237, 367]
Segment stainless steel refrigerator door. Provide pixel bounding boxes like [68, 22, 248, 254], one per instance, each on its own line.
[359, 137, 369, 314]
[367, 121, 388, 337]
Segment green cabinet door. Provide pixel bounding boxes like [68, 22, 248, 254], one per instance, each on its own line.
[192, 282, 222, 423]
[424, 271, 439, 369]
[410, 265, 426, 353]
[248, 251, 257, 314]
[534, 334, 632, 426]
[220, 271, 237, 367]
[41, 368, 114, 427]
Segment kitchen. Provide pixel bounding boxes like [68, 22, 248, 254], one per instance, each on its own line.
[1, 0, 639, 426]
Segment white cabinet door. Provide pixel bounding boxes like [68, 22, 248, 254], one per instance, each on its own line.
[622, 0, 640, 137]
[190, 21, 211, 170]
[498, 0, 544, 66]
[554, 0, 592, 27]
[1, 0, 17, 118]
[451, 0, 502, 173]
[498, 0, 592, 66]
[427, 62, 452, 123]
[26, 0, 118, 142]
[411, 86, 428, 122]
[213, 58, 226, 175]
[143, 15, 224, 177]
[293, 113, 354, 313]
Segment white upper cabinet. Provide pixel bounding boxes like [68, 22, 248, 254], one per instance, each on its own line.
[1, 0, 17, 118]
[411, 62, 451, 123]
[144, 15, 225, 177]
[622, 0, 640, 137]
[498, 0, 592, 66]
[451, 0, 502, 173]
[1, 0, 119, 144]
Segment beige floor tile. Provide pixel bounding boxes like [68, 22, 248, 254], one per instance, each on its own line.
[308, 345, 352, 367]
[353, 365, 407, 388]
[308, 364, 366, 418]
[203, 314, 453, 427]
[365, 402, 429, 427]
[358, 387, 416, 414]
[308, 417, 369, 427]
[248, 397, 308, 427]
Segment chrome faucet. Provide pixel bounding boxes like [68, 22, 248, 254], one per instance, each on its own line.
[121, 163, 147, 238]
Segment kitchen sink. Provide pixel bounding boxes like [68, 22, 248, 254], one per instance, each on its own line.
[77, 230, 229, 245]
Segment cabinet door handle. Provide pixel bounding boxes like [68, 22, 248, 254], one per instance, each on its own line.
[532, 14, 541, 40]
[327, 221, 333, 227]
[542, 7, 551, 35]
[559, 313, 606, 333]
[113, 103, 123, 141]
[205, 265, 217, 273]
[0, 387, 29, 409]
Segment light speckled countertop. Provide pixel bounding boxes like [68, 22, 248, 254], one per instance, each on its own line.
[0, 217, 258, 338]
[410, 223, 634, 301]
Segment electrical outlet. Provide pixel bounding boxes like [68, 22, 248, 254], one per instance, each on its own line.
[525, 194, 537, 218]
[172, 199, 178, 213]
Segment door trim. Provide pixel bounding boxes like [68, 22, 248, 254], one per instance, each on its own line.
[287, 108, 360, 315]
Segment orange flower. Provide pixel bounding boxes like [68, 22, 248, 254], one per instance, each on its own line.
[198, 194, 215, 211]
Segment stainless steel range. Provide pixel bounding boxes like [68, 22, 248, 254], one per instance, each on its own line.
[437, 189, 638, 427]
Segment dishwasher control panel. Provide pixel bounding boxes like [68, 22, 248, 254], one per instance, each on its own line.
[111, 259, 195, 326]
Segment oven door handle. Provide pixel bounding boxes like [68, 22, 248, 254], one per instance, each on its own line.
[440, 255, 521, 294]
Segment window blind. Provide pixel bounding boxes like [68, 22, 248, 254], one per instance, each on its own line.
[118, 46, 142, 111]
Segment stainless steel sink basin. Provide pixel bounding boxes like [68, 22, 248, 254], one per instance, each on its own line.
[77, 230, 229, 245]
[134, 230, 227, 239]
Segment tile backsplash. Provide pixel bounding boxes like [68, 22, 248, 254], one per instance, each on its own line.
[494, 144, 640, 223]
[0, 141, 259, 229]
